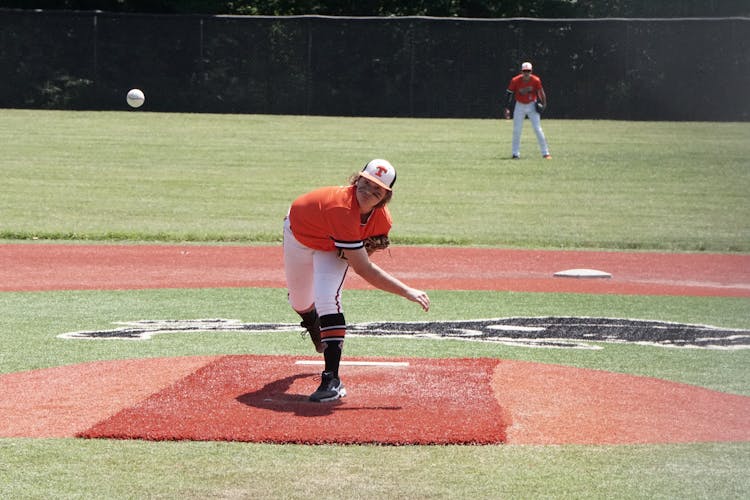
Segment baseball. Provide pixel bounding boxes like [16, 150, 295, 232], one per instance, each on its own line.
[126, 88, 145, 108]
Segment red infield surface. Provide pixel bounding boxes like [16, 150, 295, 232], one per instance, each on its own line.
[1, 355, 748, 445]
[1, 243, 749, 296]
[0, 243, 749, 445]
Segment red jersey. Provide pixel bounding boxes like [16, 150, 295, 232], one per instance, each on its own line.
[507, 74, 543, 104]
[288, 185, 392, 252]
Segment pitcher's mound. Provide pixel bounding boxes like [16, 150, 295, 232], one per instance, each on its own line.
[1, 355, 748, 445]
[78, 356, 506, 444]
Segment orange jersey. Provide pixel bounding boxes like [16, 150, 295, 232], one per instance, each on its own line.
[288, 185, 392, 251]
[507, 74, 543, 104]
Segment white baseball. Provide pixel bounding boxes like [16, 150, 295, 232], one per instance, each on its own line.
[126, 88, 145, 108]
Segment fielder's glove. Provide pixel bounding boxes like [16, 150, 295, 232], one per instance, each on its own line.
[337, 235, 390, 260]
[364, 234, 390, 255]
[535, 101, 545, 114]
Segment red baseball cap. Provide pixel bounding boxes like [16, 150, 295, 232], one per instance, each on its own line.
[360, 159, 397, 191]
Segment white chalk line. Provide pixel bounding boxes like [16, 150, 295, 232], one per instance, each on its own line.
[295, 360, 409, 367]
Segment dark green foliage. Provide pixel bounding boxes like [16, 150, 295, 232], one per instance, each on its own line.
[0, 0, 748, 17]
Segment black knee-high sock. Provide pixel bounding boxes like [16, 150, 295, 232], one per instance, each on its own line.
[323, 341, 342, 378]
[319, 312, 346, 379]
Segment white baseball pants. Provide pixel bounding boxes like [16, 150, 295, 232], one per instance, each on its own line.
[283, 217, 348, 317]
[512, 101, 550, 157]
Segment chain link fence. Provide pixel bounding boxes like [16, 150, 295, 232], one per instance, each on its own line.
[1, 10, 748, 120]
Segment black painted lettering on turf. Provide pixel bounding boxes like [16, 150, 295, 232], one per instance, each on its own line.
[58, 318, 749, 350]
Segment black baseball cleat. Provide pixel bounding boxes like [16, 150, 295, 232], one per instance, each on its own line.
[309, 371, 346, 402]
[300, 318, 324, 353]
[512, 154, 520, 159]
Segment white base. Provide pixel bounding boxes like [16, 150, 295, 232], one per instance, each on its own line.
[554, 268, 612, 279]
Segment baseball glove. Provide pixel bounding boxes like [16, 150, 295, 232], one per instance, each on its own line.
[535, 101, 545, 114]
[364, 234, 390, 255]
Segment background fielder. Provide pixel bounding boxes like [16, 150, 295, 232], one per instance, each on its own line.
[504, 61, 551, 159]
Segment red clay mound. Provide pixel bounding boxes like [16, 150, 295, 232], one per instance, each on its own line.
[78, 356, 508, 445]
[2, 355, 748, 445]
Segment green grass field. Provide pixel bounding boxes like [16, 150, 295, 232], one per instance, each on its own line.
[1, 109, 749, 498]
[2, 109, 749, 250]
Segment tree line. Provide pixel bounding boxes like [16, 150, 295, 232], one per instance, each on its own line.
[0, 0, 748, 18]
